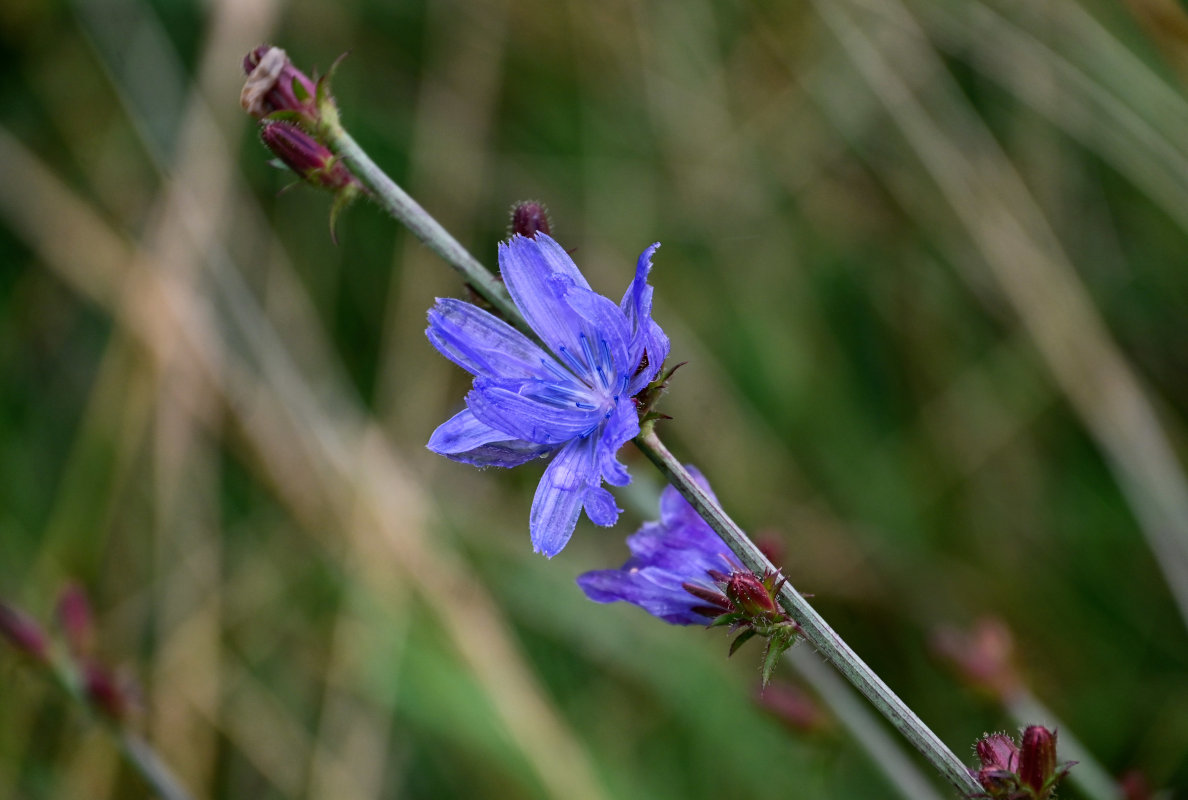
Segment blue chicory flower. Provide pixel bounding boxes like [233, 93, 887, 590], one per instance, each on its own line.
[576, 466, 731, 624]
[426, 232, 669, 557]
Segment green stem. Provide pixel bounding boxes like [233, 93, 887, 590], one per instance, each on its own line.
[634, 426, 981, 797]
[317, 115, 981, 798]
[321, 117, 525, 331]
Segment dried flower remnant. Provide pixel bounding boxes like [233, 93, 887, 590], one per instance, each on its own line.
[426, 232, 669, 557]
[241, 46, 320, 123]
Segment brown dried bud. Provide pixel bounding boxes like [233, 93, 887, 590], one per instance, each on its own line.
[241, 45, 319, 121]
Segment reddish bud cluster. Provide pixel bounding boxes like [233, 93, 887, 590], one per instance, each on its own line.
[1, 585, 135, 725]
[683, 565, 801, 686]
[973, 727, 1074, 799]
[241, 46, 362, 241]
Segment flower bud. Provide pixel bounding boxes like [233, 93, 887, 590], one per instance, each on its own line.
[56, 583, 94, 660]
[241, 46, 319, 121]
[0, 602, 49, 663]
[724, 571, 780, 619]
[260, 122, 358, 192]
[1018, 726, 1058, 794]
[83, 662, 129, 722]
[931, 617, 1020, 701]
[975, 732, 1020, 773]
[757, 681, 830, 734]
[972, 727, 1072, 799]
[510, 201, 551, 239]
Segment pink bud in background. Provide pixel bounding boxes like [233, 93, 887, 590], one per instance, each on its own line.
[56, 582, 94, 660]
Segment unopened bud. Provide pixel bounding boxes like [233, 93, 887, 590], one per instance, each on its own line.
[931, 617, 1020, 700]
[976, 732, 1020, 773]
[1018, 726, 1058, 794]
[56, 583, 94, 660]
[241, 45, 319, 121]
[972, 727, 1072, 799]
[0, 603, 48, 663]
[725, 572, 779, 619]
[84, 662, 129, 722]
[510, 201, 551, 239]
[757, 681, 830, 734]
[260, 122, 358, 192]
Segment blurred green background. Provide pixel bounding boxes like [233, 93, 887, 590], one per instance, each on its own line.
[2, 0, 1187, 797]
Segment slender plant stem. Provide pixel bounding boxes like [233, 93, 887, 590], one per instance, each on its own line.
[47, 662, 194, 800]
[634, 427, 981, 797]
[787, 647, 947, 800]
[322, 121, 525, 331]
[318, 119, 982, 797]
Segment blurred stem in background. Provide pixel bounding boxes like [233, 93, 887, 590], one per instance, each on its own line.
[0, 594, 194, 800]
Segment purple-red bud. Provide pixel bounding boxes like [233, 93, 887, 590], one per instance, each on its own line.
[976, 732, 1020, 773]
[510, 202, 552, 239]
[260, 122, 359, 193]
[756, 681, 830, 734]
[973, 727, 1071, 799]
[56, 583, 94, 660]
[931, 617, 1021, 701]
[724, 572, 780, 619]
[241, 46, 319, 121]
[1018, 726, 1058, 794]
[0, 602, 49, 663]
[83, 662, 129, 722]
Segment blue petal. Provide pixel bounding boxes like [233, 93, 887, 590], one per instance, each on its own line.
[530, 436, 599, 557]
[658, 465, 718, 529]
[596, 400, 639, 487]
[576, 567, 710, 625]
[621, 243, 671, 395]
[583, 485, 620, 527]
[467, 380, 602, 445]
[499, 234, 595, 365]
[427, 298, 554, 380]
[561, 286, 633, 389]
[428, 409, 554, 467]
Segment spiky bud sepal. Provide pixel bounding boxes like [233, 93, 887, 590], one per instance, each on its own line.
[684, 567, 802, 687]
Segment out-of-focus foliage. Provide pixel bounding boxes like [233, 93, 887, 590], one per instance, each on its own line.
[1, 0, 1187, 797]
